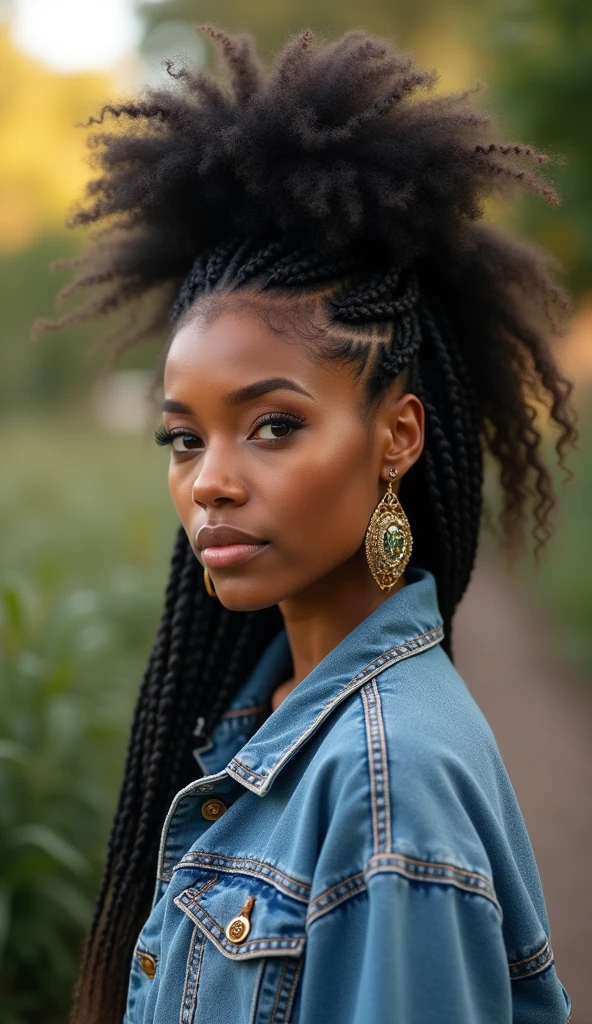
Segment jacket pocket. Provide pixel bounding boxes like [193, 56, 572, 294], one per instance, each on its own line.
[173, 867, 307, 1024]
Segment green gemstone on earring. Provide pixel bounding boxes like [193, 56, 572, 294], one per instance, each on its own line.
[383, 523, 405, 560]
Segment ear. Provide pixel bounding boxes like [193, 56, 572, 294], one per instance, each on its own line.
[379, 392, 425, 483]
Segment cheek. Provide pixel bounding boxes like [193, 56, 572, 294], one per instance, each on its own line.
[167, 461, 192, 520]
[272, 423, 374, 548]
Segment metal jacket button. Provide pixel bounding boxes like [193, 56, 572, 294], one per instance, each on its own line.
[225, 896, 256, 943]
[201, 797, 227, 821]
[136, 951, 156, 978]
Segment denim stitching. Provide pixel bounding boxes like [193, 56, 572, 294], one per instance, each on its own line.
[156, 770, 229, 886]
[306, 874, 367, 927]
[508, 937, 551, 968]
[282, 957, 303, 1023]
[227, 624, 444, 793]
[309, 871, 365, 907]
[509, 938, 554, 981]
[228, 759, 267, 781]
[366, 854, 502, 915]
[173, 852, 310, 900]
[272, 958, 302, 1023]
[248, 960, 266, 1024]
[270, 959, 290, 1023]
[361, 679, 391, 856]
[372, 678, 392, 854]
[179, 926, 206, 1024]
[361, 687, 379, 856]
[173, 888, 306, 959]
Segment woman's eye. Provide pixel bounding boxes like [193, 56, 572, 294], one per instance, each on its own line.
[169, 433, 203, 452]
[251, 415, 305, 441]
[253, 422, 293, 440]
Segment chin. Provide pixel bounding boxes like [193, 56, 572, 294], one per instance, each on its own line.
[212, 581, 285, 612]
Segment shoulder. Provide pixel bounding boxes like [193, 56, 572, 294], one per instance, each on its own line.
[313, 641, 515, 888]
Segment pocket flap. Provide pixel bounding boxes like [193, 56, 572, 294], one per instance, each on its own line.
[173, 870, 307, 961]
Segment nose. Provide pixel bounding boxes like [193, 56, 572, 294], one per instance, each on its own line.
[191, 448, 247, 509]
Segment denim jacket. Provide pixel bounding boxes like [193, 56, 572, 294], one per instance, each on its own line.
[124, 566, 571, 1024]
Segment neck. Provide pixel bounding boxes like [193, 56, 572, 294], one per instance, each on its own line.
[275, 547, 406, 706]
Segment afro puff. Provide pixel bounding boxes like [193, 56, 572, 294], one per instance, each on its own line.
[38, 26, 563, 358]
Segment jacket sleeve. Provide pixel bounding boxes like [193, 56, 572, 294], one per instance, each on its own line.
[298, 866, 512, 1024]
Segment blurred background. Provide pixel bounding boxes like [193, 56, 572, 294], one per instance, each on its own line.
[0, 1, 590, 1021]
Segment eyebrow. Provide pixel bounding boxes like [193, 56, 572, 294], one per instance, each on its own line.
[161, 377, 315, 415]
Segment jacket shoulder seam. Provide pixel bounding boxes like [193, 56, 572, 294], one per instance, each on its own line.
[307, 853, 502, 929]
[366, 852, 502, 916]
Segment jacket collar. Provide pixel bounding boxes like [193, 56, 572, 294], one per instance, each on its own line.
[218, 566, 444, 796]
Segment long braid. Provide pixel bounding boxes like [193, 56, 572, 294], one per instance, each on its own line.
[71, 528, 282, 1021]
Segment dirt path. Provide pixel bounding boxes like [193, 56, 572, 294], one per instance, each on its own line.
[454, 558, 592, 1024]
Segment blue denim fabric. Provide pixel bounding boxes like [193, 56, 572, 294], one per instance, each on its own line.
[124, 566, 571, 1024]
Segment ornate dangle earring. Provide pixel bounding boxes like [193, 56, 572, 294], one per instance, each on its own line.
[203, 567, 218, 599]
[365, 466, 413, 591]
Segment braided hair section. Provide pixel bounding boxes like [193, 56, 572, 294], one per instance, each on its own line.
[70, 527, 283, 1022]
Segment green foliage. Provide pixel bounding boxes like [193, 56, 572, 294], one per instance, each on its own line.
[137, 0, 434, 52]
[0, 577, 127, 1022]
[483, 0, 592, 294]
[0, 233, 162, 413]
[0, 414, 176, 1023]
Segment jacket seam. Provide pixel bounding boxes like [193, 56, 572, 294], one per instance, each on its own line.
[360, 678, 392, 856]
[156, 769, 229, 885]
[270, 959, 290, 1022]
[366, 853, 502, 916]
[306, 873, 367, 927]
[174, 888, 305, 958]
[173, 852, 310, 901]
[179, 925, 206, 1024]
[306, 853, 502, 929]
[281, 958, 304, 1023]
[228, 624, 444, 794]
[508, 937, 554, 981]
[248, 960, 266, 1024]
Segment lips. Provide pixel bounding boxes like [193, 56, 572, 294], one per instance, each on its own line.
[197, 524, 267, 550]
[196, 524, 270, 571]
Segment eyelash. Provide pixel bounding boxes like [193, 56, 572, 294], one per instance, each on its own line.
[154, 412, 306, 453]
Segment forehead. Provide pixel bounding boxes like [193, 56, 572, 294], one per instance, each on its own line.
[165, 308, 337, 394]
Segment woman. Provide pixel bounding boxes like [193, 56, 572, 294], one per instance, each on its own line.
[42, 27, 576, 1024]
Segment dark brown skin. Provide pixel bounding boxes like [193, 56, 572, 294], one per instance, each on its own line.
[163, 308, 425, 708]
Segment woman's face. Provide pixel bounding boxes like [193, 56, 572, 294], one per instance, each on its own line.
[161, 306, 423, 611]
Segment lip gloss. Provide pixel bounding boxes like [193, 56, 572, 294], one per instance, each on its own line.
[201, 543, 269, 568]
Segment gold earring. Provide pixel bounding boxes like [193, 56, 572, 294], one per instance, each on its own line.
[203, 567, 218, 599]
[365, 466, 413, 590]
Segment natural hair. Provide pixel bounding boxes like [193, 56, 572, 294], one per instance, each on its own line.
[38, 27, 578, 1024]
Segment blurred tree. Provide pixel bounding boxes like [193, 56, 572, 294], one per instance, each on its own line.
[483, 0, 592, 294]
[0, 27, 121, 410]
[138, 0, 427, 52]
[0, 26, 111, 253]
[136, 0, 481, 90]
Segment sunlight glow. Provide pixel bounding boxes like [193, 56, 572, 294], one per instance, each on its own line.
[12, 0, 141, 73]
